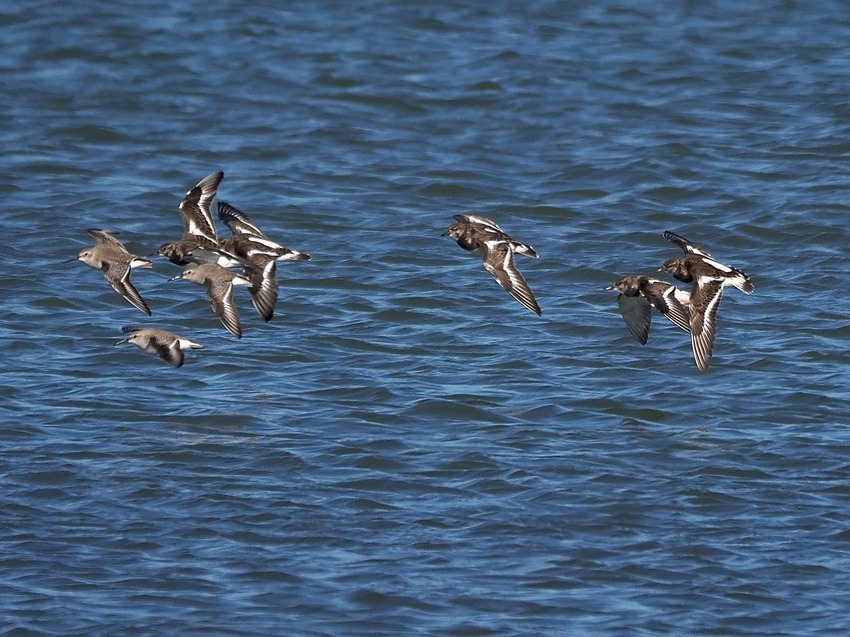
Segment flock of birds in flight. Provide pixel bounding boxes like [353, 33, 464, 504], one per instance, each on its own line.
[444, 213, 753, 372]
[70, 171, 309, 368]
[70, 171, 753, 372]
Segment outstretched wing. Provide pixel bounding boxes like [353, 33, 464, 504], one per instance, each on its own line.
[218, 201, 266, 238]
[105, 261, 151, 315]
[246, 258, 279, 322]
[179, 171, 224, 244]
[617, 293, 652, 345]
[155, 340, 186, 368]
[648, 283, 691, 333]
[87, 228, 125, 248]
[689, 278, 724, 372]
[663, 230, 712, 257]
[481, 241, 542, 316]
[208, 279, 242, 338]
[453, 214, 503, 234]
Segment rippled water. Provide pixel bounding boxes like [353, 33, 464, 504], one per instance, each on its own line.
[3, 1, 850, 635]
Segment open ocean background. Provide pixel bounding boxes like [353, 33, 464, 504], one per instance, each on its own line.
[2, 1, 850, 635]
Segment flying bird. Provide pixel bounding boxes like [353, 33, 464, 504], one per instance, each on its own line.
[70, 228, 153, 315]
[155, 171, 228, 265]
[169, 261, 251, 338]
[606, 274, 691, 345]
[443, 214, 542, 316]
[117, 326, 204, 367]
[659, 230, 753, 371]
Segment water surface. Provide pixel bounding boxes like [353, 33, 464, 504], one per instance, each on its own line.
[2, 1, 850, 635]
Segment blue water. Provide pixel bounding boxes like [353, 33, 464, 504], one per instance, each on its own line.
[2, 1, 850, 635]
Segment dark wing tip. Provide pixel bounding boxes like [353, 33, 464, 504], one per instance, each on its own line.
[663, 230, 690, 250]
[220, 315, 242, 339]
[118, 280, 152, 315]
[199, 170, 225, 189]
[692, 341, 712, 372]
[507, 279, 542, 316]
[663, 230, 714, 257]
[217, 200, 237, 218]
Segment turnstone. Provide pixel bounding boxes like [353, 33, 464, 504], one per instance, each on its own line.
[217, 201, 311, 264]
[213, 201, 308, 320]
[659, 230, 754, 372]
[70, 229, 153, 315]
[443, 214, 542, 316]
[117, 326, 203, 367]
[605, 274, 691, 345]
[155, 171, 227, 266]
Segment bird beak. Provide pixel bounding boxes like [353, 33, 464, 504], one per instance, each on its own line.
[63, 256, 79, 264]
[603, 284, 615, 291]
[168, 274, 184, 282]
[115, 338, 129, 346]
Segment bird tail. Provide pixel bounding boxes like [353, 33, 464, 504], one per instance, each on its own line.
[728, 269, 754, 294]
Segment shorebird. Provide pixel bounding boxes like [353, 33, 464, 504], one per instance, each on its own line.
[70, 228, 153, 315]
[217, 201, 311, 263]
[443, 214, 542, 316]
[659, 230, 753, 372]
[117, 326, 203, 367]
[169, 261, 250, 338]
[155, 171, 228, 266]
[214, 201, 311, 320]
[606, 274, 691, 345]
[169, 259, 278, 337]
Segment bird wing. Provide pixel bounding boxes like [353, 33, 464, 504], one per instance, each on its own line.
[87, 228, 125, 248]
[208, 279, 242, 338]
[482, 241, 542, 316]
[218, 201, 267, 238]
[649, 283, 691, 333]
[617, 293, 652, 345]
[179, 171, 223, 244]
[154, 338, 185, 367]
[663, 230, 712, 257]
[453, 214, 503, 233]
[106, 261, 151, 315]
[689, 278, 724, 372]
[246, 258, 279, 322]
